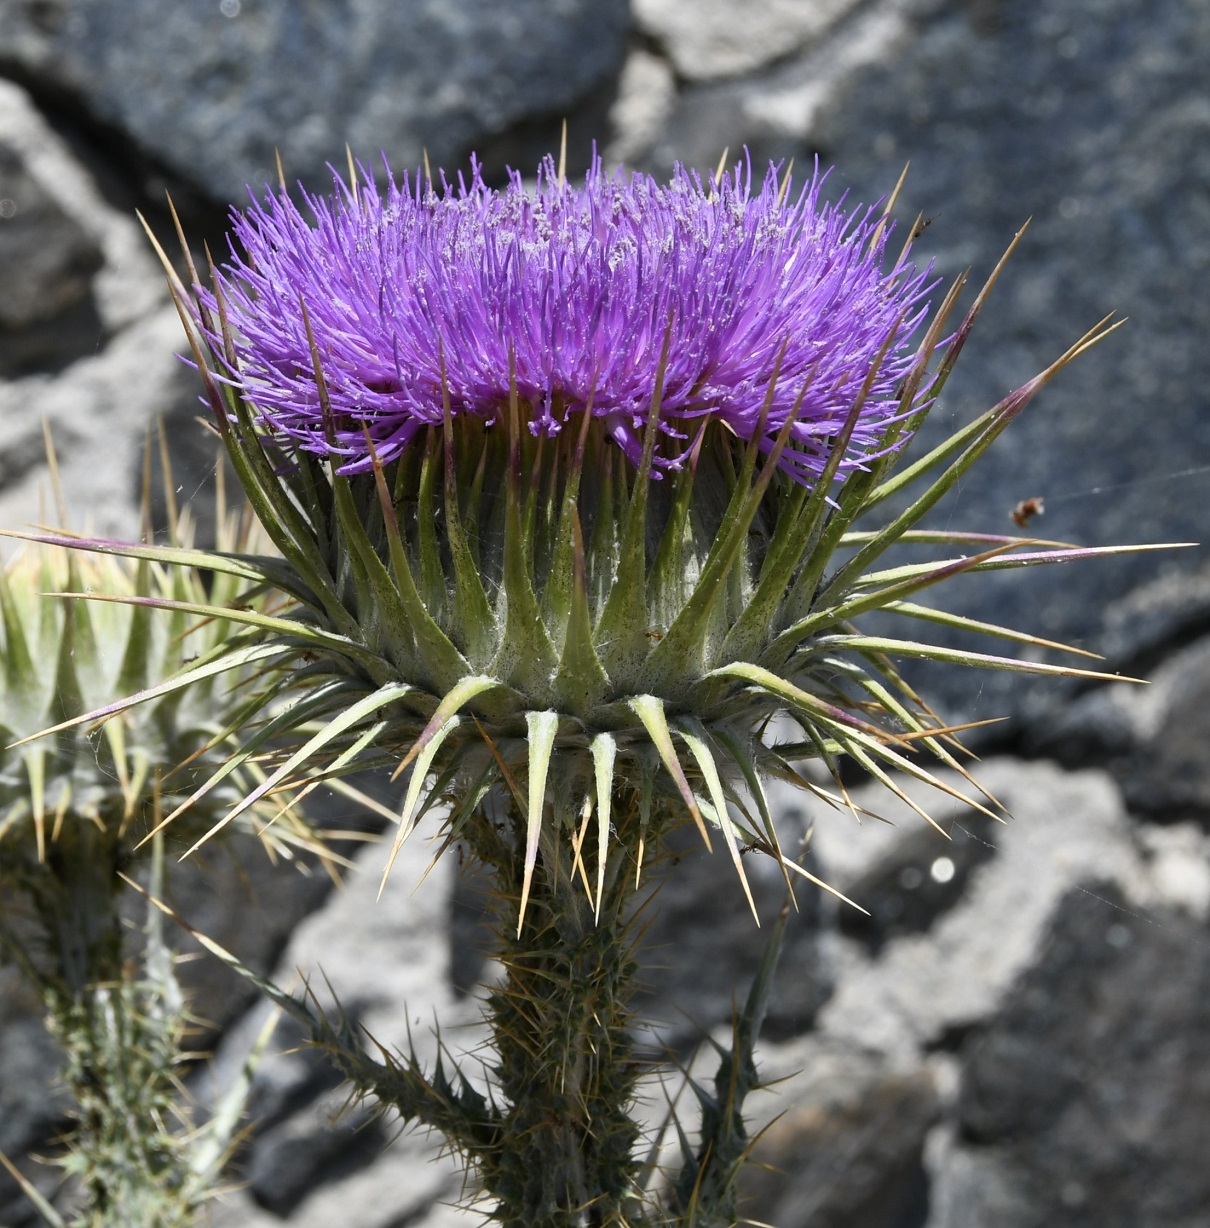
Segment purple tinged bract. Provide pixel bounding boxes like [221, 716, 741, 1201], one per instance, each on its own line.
[204, 155, 936, 482]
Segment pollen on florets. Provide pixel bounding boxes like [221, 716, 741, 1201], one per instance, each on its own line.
[203, 154, 936, 484]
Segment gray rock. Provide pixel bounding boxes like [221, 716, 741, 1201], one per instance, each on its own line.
[634, 0, 863, 82]
[1099, 556, 1210, 668]
[159, 834, 341, 1044]
[0, 81, 163, 335]
[245, 1083, 383, 1217]
[207, 804, 480, 1228]
[800, 0, 1210, 720]
[810, 759, 1144, 1060]
[0, 0, 629, 203]
[929, 883, 1210, 1228]
[631, 811, 833, 1051]
[1120, 635, 1210, 819]
[0, 79, 189, 545]
[0, 141, 103, 376]
[643, 0, 913, 176]
[741, 1039, 937, 1228]
[1025, 630, 1210, 823]
[0, 303, 200, 546]
[604, 49, 677, 166]
[0, 967, 67, 1225]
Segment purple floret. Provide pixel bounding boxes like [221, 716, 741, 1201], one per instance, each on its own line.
[201, 155, 936, 483]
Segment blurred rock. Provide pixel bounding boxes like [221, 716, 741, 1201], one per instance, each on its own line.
[246, 1082, 384, 1217]
[643, 0, 912, 176]
[0, 141, 103, 376]
[929, 883, 1210, 1228]
[0, 966, 66, 1225]
[634, 0, 862, 82]
[160, 834, 340, 1044]
[0, 79, 185, 546]
[605, 48, 677, 166]
[811, 759, 1143, 1059]
[1134, 824, 1210, 921]
[742, 1039, 937, 1228]
[0, 80, 162, 333]
[1024, 630, 1210, 825]
[207, 807, 481, 1228]
[1099, 556, 1210, 668]
[632, 810, 832, 1050]
[0, 0, 629, 202]
[1121, 636, 1210, 820]
[833, 819, 998, 956]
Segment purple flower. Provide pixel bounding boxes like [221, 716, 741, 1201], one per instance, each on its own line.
[204, 155, 936, 482]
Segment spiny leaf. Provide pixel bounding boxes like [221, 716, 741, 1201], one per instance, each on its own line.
[0, 562, 34, 689]
[807, 633, 1144, 681]
[629, 694, 712, 852]
[822, 314, 1124, 603]
[380, 711, 467, 893]
[552, 513, 609, 716]
[854, 541, 1189, 590]
[883, 599, 1102, 658]
[391, 674, 505, 781]
[364, 430, 471, 688]
[495, 378, 558, 696]
[589, 732, 617, 921]
[51, 591, 390, 681]
[6, 639, 287, 750]
[703, 661, 903, 745]
[767, 540, 1027, 662]
[676, 721, 757, 922]
[517, 710, 560, 935]
[438, 354, 495, 664]
[595, 320, 674, 683]
[180, 681, 420, 858]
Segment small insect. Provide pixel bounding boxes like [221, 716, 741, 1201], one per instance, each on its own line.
[911, 213, 936, 242]
[644, 627, 665, 642]
[1010, 496, 1045, 528]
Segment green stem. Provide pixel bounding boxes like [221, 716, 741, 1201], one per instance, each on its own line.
[28, 825, 195, 1228]
[476, 803, 647, 1228]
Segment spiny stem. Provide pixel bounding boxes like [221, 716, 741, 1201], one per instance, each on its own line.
[472, 797, 649, 1228]
[27, 827, 197, 1227]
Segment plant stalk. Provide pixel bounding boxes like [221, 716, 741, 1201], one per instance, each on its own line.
[472, 797, 649, 1228]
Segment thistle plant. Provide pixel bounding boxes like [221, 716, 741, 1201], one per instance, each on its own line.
[0, 462, 319, 1227]
[32, 148, 1158, 1226]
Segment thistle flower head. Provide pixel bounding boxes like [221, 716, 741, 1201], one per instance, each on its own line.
[99, 151, 1134, 942]
[206, 155, 935, 482]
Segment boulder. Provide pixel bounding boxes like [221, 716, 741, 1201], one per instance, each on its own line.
[0, 141, 103, 376]
[930, 883, 1210, 1227]
[0, 0, 630, 202]
[0, 967, 68, 1226]
[0, 79, 187, 545]
[1025, 628, 1210, 826]
[633, 0, 863, 82]
[205, 798, 479, 1228]
[741, 1039, 938, 1228]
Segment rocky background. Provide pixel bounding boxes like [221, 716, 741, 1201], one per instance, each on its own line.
[2, 0, 1210, 1225]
